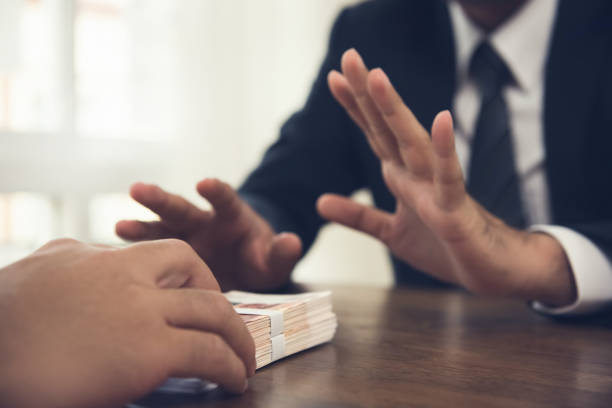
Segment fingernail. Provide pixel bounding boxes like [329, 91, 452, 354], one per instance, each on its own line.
[436, 110, 453, 126]
[372, 68, 390, 85]
[342, 48, 359, 62]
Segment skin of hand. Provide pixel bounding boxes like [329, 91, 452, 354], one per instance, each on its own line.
[115, 179, 302, 291]
[0, 238, 256, 408]
[320, 48, 577, 307]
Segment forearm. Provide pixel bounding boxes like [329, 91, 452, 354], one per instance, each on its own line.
[442, 217, 576, 305]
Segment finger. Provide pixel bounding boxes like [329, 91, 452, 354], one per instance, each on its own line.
[129, 182, 210, 233]
[327, 70, 370, 134]
[166, 329, 248, 394]
[238, 232, 302, 291]
[367, 68, 434, 178]
[115, 220, 172, 242]
[431, 110, 466, 210]
[196, 179, 244, 221]
[317, 193, 393, 243]
[266, 233, 302, 283]
[121, 239, 221, 291]
[340, 49, 401, 163]
[161, 289, 256, 377]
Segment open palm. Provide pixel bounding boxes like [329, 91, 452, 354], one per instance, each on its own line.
[320, 49, 574, 306]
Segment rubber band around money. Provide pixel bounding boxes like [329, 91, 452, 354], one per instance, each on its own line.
[271, 334, 286, 362]
[234, 308, 284, 337]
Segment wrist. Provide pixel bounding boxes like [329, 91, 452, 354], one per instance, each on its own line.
[526, 232, 576, 307]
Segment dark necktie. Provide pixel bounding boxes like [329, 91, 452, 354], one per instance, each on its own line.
[466, 42, 527, 228]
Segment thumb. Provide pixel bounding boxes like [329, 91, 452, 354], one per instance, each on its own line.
[317, 193, 393, 242]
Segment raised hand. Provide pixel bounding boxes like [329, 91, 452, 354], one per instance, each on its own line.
[116, 178, 302, 291]
[321, 49, 576, 306]
[0, 238, 255, 408]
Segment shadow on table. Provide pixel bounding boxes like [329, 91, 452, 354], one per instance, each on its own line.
[129, 387, 234, 408]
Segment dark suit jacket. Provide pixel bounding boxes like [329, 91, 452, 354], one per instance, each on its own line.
[239, 0, 612, 286]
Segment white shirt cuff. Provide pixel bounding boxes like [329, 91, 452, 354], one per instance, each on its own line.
[529, 225, 612, 316]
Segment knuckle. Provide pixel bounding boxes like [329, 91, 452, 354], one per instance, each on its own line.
[219, 187, 237, 207]
[370, 120, 385, 135]
[207, 334, 230, 366]
[354, 207, 368, 229]
[209, 292, 234, 323]
[220, 298, 237, 322]
[46, 237, 80, 248]
[36, 238, 83, 255]
[186, 333, 204, 366]
[172, 197, 192, 221]
[374, 221, 391, 244]
[164, 238, 194, 255]
[180, 292, 200, 319]
[396, 133, 413, 149]
[219, 180, 233, 192]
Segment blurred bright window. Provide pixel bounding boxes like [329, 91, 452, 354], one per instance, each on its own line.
[0, 0, 64, 133]
[0, 0, 386, 287]
[75, 0, 181, 140]
[0, 0, 180, 136]
[0, 0, 359, 263]
[0, 193, 55, 266]
[89, 193, 156, 244]
[0, 0, 176, 265]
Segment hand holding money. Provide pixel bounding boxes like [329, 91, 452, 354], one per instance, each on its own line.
[158, 290, 337, 394]
[0, 239, 255, 408]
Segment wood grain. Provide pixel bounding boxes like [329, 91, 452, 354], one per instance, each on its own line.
[134, 286, 612, 408]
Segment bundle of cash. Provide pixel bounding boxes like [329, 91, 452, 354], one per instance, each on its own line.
[156, 290, 337, 394]
[227, 290, 337, 369]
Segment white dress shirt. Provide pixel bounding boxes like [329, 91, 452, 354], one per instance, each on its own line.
[448, 0, 612, 315]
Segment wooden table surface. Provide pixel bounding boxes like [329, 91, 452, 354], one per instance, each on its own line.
[134, 286, 612, 408]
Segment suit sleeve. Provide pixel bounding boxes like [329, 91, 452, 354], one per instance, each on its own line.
[238, 9, 366, 253]
[532, 46, 612, 315]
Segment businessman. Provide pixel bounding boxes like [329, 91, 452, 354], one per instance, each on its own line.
[117, 0, 612, 315]
[0, 239, 255, 408]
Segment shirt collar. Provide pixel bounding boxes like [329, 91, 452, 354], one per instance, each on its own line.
[449, 0, 559, 91]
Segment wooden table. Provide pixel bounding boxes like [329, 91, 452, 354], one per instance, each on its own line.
[135, 286, 612, 408]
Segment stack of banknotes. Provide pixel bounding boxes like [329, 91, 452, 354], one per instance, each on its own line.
[157, 290, 337, 394]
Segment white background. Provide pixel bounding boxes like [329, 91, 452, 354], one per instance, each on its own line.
[0, 0, 392, 287]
